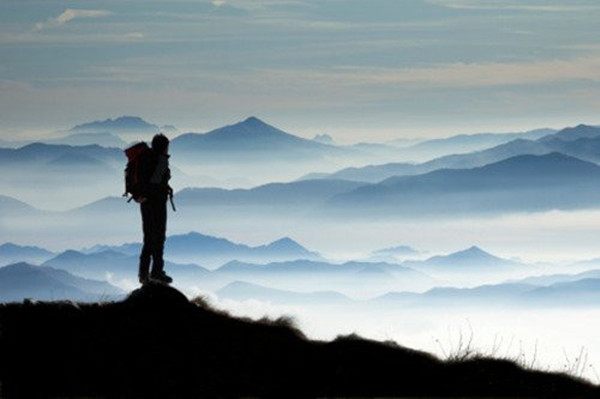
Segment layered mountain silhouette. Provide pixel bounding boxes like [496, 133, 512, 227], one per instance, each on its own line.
[395, 128, 556, 160]
[70, 115, 160, 135]
[214, 259, 434, 296]
[38, 247, 434, 296]
[0, 195, 38, 216]
[6, 151, 600, 245]
[0, 143, 125, 209]
[403, 246, 517, 270]
[46, 131, 126, 148]
[312, 133, 334, 144]
[11, 152, 600, 237]
[522, 278, 600, 305]
[540, 124, 600, 142]
[0, 243, 54, 265]
[0, 284, 596, 397]
[375, 282, 536, 306]
[0, 142, 122, 171]
[0, 131, 126, 149]
[376, 276, 600, 308]
[0, 262, 123, 302]
[216, 259, 424, 276]
[176, 178, 366, 212]
[218, 278, 588, 308]
[42, 249, 209, 282]
[84, 231, 321, 267]
[307, 124, 600, 183]
[324, 153, 600, 215]
[512, 268, 600, 287]
[170, 116, 345, 161]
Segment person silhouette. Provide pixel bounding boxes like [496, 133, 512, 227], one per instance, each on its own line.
[137, 133, 173, 284]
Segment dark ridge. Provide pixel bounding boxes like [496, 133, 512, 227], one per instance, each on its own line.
[0, 284, 596, 398]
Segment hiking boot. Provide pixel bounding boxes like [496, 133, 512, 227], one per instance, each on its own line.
[150, 270, 173, 284]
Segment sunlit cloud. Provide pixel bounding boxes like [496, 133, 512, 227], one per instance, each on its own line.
[35, 8, 112, 31]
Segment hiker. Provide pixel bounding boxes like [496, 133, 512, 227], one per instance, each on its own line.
[135, 133, 174, 284]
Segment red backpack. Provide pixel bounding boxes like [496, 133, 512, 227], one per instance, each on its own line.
[123, 142, 151, 202]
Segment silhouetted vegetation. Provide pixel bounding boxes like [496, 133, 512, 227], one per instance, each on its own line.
[0, 283, 597, 398]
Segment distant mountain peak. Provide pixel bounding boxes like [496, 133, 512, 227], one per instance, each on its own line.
[178, 231, 212, 239]
[270, 236, 295, 244]
[266, 237, 303, 249]
[480, 152, 597, 173]
[540, 124, 600, 142]
[416, 245, 516, 269]
[313, 133, 334, 145]
[202, 116, 288, 138]
[56, 249, 84, 259]
[0, 243, 54, 262]
[457, 246, 490, 257]
[233, 116, 278, 131]
[0, 242, 44, 251]
[242, 116, 263, 124]
[114, 115, 144, 122]
[170, 117, 340, 159]
[3, 261, 35, 270]
[71, 116, 159, 133]
[447, 245, 497, 258]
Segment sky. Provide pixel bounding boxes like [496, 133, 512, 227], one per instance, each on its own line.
[1, 0, 600, 142]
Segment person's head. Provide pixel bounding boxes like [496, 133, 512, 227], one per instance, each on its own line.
[151, 133, 169, 154]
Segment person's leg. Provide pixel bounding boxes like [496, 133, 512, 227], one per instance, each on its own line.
[150, 199, 171, 282]
[139, 202, 153, 283]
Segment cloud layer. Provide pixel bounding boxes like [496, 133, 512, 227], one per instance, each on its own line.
[35, 9, 112, 31]
[1, 0, 600, 138]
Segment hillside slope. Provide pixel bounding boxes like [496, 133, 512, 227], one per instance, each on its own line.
[0, 284, 596, 397]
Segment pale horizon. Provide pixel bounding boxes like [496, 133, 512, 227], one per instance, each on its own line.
[3, 0, 600, 142]
[2, 114, 598, 145]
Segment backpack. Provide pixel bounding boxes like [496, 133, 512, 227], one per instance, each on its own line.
[123, 142, 151, 202]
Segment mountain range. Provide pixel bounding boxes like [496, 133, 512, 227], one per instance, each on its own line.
[1, 118, 593, 211]
[0, 195, 38, 216]
[507, 267, 600, 287]
[392, 128, 556, 161]
[0, 262, 123, 302]
[402, 246, 518, 272]
[0, 243, 55, 266]
[42, 250, 210, 284]
[376, 277, 600, 308]
[70, 116, 160, 135]
[6, 152, 600, 242]
[323, 153, 600, 216]
[213, 258, 434, 296]
[170, 117, 345, 162]
[305, 124, 600, 183]
[35, 248, 436, 297]
[47, 132, 127, 148]
[8, 240, 600, 307]
[0, 142, 122, 169]
[82, 231, 321, 267]
[175, 178, 366, 215]
[215, 274, 600, 308]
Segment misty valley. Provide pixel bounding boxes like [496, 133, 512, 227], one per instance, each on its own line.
[3, 116, 600, 383]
